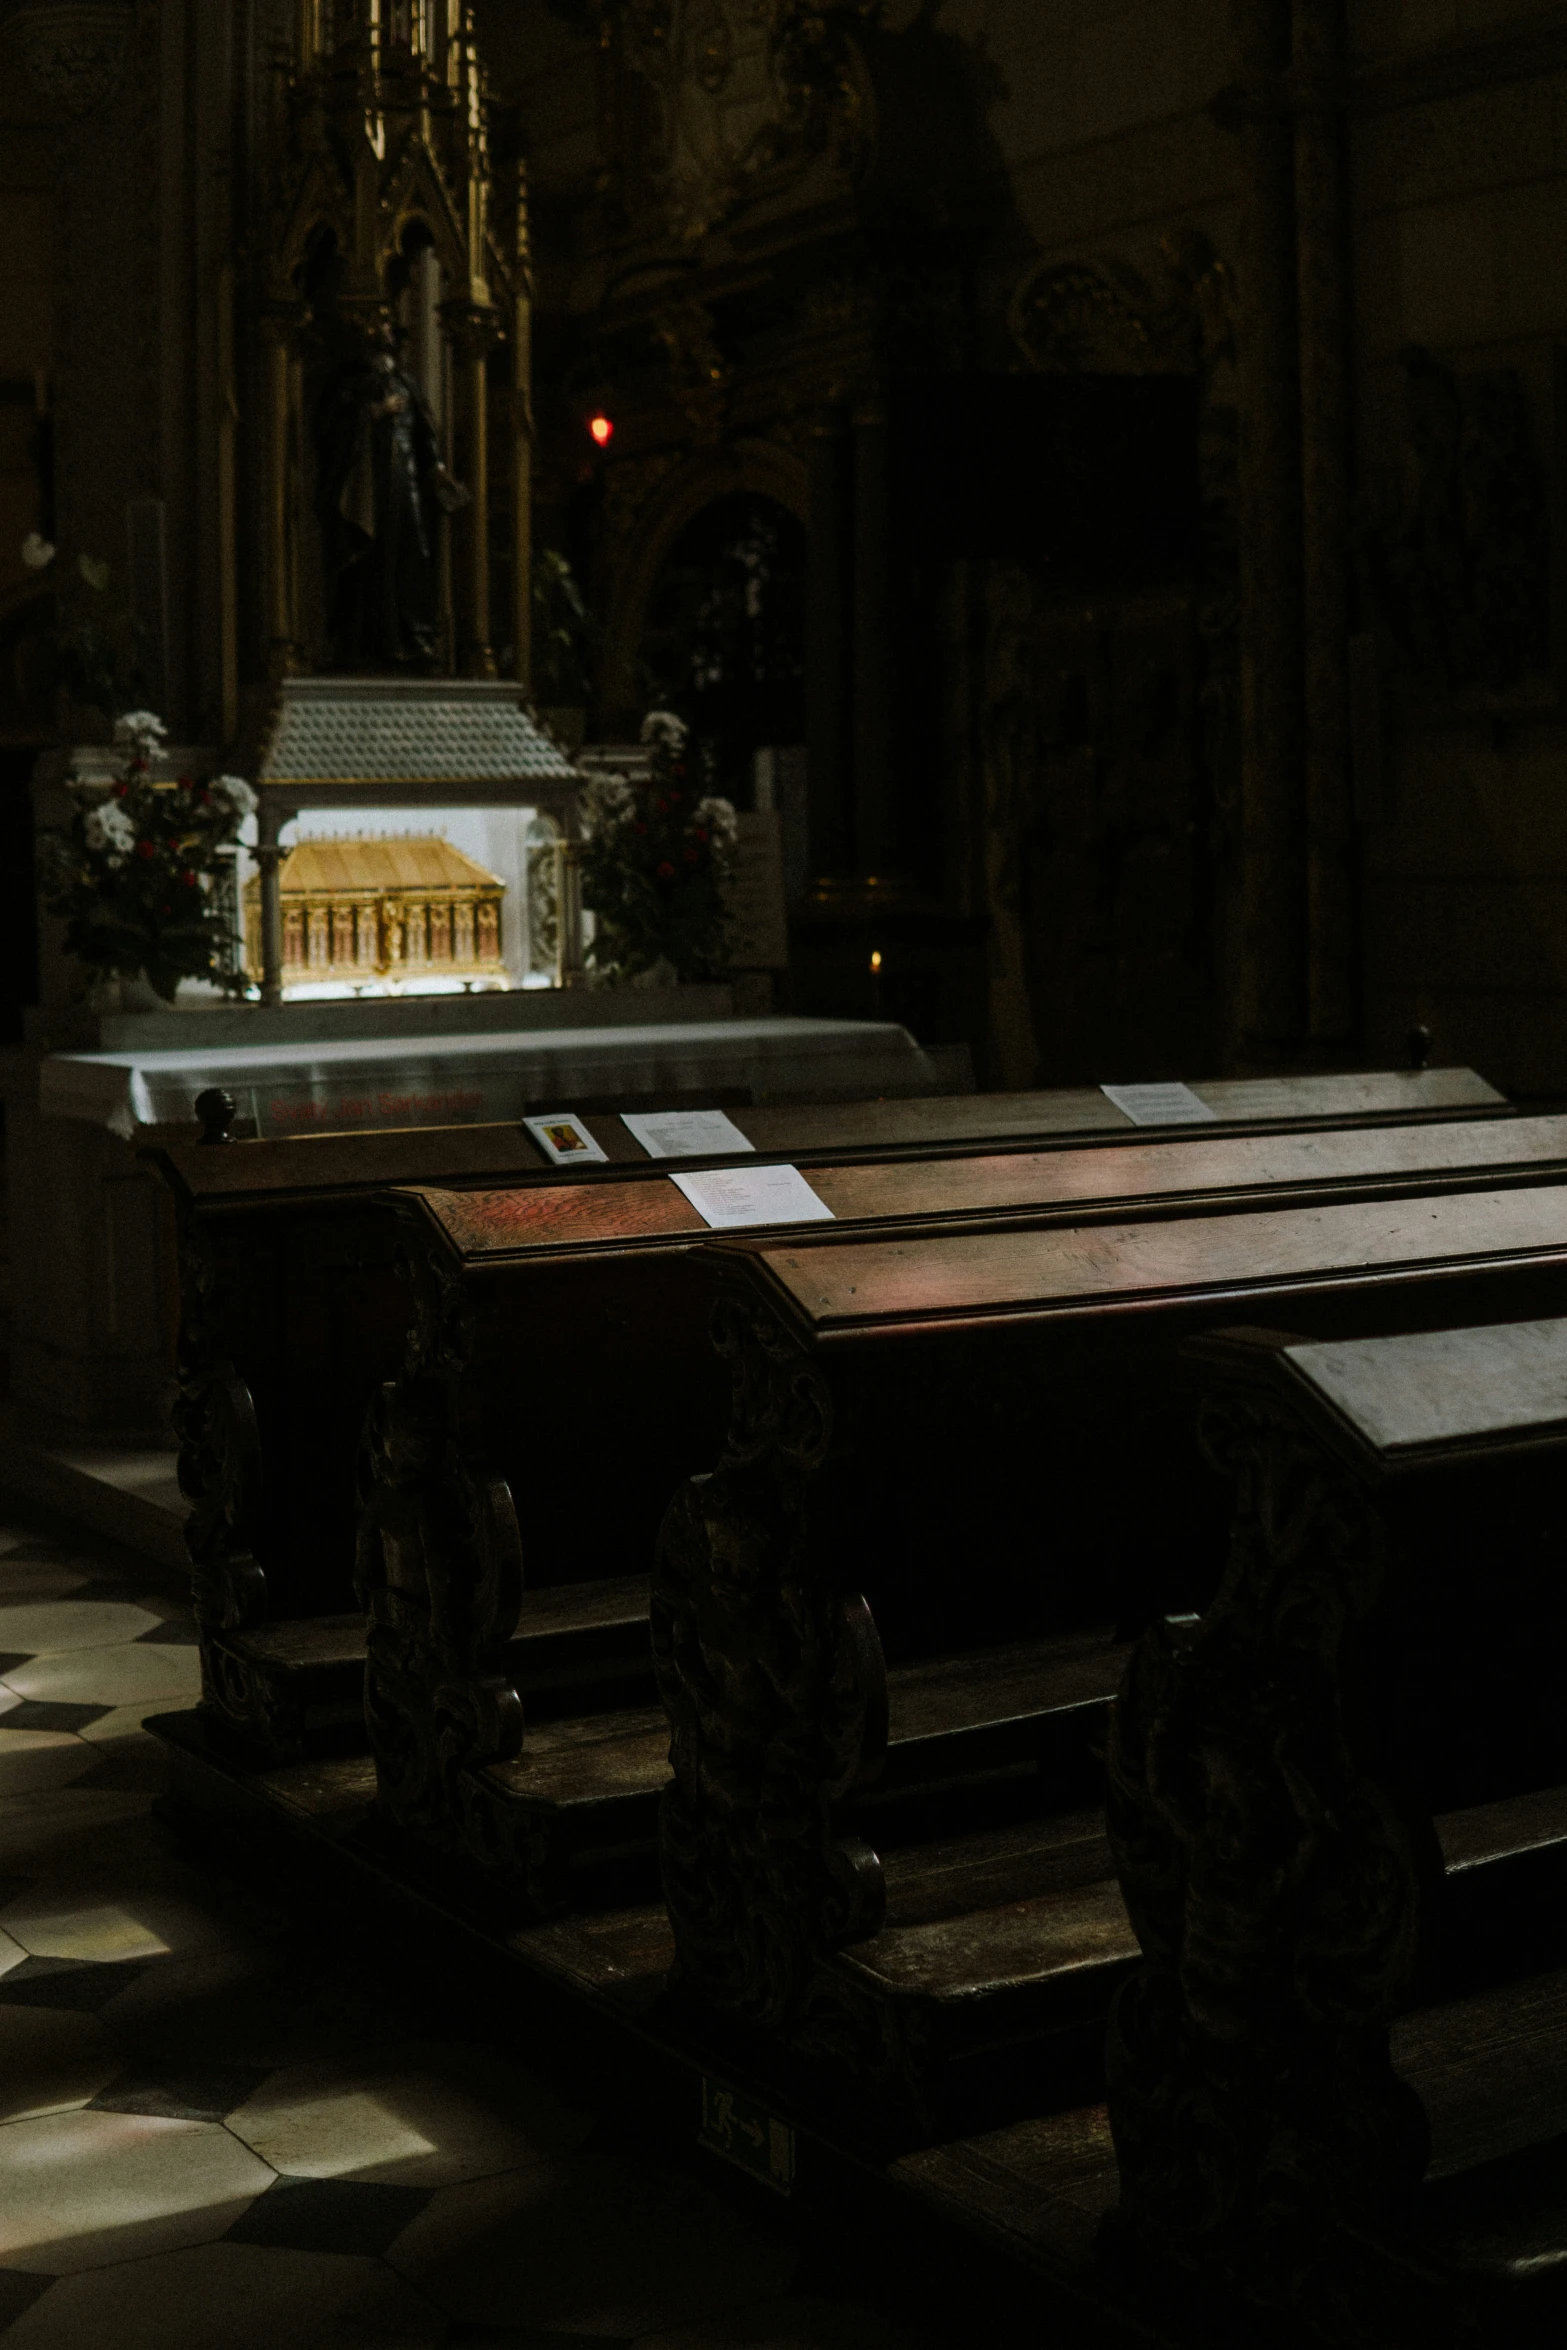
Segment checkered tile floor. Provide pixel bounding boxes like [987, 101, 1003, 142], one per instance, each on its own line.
[0, 1510, 944, 2349]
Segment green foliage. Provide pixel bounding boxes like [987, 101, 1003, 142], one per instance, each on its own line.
[579, 714, 738, 985]
[38, 717, 254, 1003]
[531, 547, 597, 706]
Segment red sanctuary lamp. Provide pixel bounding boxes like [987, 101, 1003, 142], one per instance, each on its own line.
[588, 412, 615, 448]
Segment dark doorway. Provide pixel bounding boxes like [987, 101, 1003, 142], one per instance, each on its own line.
[889, 373, 1217, 1084]
[997, 585, 1212, 1084]
[637, 492, 806, 804]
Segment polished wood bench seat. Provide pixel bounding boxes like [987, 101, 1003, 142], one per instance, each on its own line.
[148, 1065, 1506, 1761]
[1102, 1314, 1567, 2338]
[649, 1191, 1567, 2129]
[355, 1119, 1567, 1888]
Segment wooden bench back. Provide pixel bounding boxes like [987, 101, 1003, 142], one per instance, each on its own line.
[401, 1111, 1567, 1267]
[179, 1113, 1555, 1643]
[149, 1064, 1505, 1208]
[667, 1184, 1567, 1662]
[1105, 1315, 1567, 2303]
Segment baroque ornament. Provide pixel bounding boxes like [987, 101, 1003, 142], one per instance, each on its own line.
[1104, 1369, 1437, 2309]
[7, 0, 132, 116]
[652, 1284, 888, 2029]
[608, 0, 876, 241]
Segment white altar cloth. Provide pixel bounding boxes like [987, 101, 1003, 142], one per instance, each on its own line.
[41, 1016, 938, 1138]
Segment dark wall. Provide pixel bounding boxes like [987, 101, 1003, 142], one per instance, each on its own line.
[0, 749, 38, 1044]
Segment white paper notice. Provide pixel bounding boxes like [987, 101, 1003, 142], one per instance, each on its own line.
[523, 1112, 608, 1166]
[1100, 1081, 1219, 1128]
[621, 1108, 755, 1159]
[671, 1163, 835, 1231]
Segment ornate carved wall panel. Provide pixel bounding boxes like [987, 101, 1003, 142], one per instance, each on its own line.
[601, 0, 876, 241]
[975, 241, 1240, 1088]
[1359, 345, 1552, 703]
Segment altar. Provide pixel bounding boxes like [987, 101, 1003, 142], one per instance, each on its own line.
[3, 963, 936, 1445]
[7, 668, 937, 1448]
[42, 1011, 934, 1141]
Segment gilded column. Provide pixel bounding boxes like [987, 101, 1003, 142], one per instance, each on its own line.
[1294, 0, 1354, 1043]
[217, 260, 240, 742]
[1230, 0, 1307, 1055]
[806, 407, 853, 880]
[261, 304, 302, 679]
[852, 398, 892, 880]
[511, 168, 535, 691]
[445, 302, 501, 678]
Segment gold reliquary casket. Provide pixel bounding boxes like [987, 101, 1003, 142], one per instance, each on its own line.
[243, 835, 507, 995]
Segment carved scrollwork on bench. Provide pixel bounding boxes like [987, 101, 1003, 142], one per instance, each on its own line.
[652, 1285, 889, 2030]
[356, 1367, 526, 1847]
[198, 1634, 309, 1757]
[170, 1205, 271, 1738]
[1104, 1373, 1438, 2303]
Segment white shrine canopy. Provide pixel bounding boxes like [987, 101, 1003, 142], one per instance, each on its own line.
[250, 675, 582, 819]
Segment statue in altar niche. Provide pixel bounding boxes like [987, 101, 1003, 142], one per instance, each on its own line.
[313, 321, 470, 669]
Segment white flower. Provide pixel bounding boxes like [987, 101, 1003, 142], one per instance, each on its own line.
[113, 709, 167, 754]
[639, 709, 689, 751]
[21, 532, 54, 570]
[584, 772, 634, 834]
[694, 793, 739, 849]
[210, 773, 257, 820]
[84, 802, 137, 857]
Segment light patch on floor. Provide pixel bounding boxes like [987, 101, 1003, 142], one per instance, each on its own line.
[4, 1642, 202, 1709]
[0, 2108, 273, 2273]
[0, 1602, 161, 1655]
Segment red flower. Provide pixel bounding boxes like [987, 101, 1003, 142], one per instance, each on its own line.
[129, 757, 148, 774]
[683, 847, 698, 864]
[180, 870, 198, 887]
[668, 790, 682, 804]
[657, 860, 676, 880]
[136, 839, 155, 860]
[694, 827, 708, 844]
[114, 782, 129, 799]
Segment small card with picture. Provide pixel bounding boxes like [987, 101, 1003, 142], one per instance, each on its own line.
[523, 1112, 608, 1166]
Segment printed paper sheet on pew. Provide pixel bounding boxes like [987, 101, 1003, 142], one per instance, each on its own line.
[622, 1108, 755, 1158]
[1100, 1081, 1219, 1127]
[672, 1163, 835, 1230]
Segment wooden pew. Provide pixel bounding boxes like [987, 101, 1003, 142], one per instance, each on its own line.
[1104, 1318, 1567, 2341]
[149, 1066, 1507, 1761]
[645, 1187, 1567, 2133]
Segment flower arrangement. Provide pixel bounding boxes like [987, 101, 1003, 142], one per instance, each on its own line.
[579, 711, 738, 984]
[38, 711, 257, 1003]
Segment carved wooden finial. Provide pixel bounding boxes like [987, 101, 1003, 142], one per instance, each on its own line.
[194, 1088, 237, 1146]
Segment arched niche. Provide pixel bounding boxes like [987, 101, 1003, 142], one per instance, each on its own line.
[633, 490, 808, 806]
[599, 440, 809, 734]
